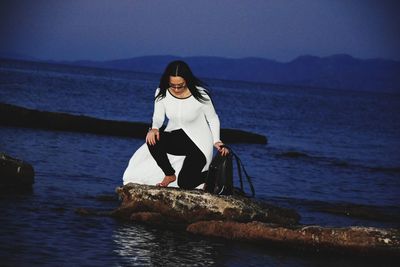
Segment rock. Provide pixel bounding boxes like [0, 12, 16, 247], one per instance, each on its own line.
[276, 198, 400, 225]
[130, 212, 166, 225]
[112, 183, 300, 226]
[187, 221, 400, 257]
[221, 128, 267, 144]
[74, 207, 113, 217]
[75, 208, 91, 216]
[0, 152, 34, 189]
[310, 202, 400, 224]
[0, 102, 267, 144]
[112, 183, 400, 257]
[0, 102, 149, 139]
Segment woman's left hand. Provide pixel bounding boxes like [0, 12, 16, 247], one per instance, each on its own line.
[214, 141, 229, 156]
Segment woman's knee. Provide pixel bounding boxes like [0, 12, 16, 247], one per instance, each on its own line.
[177, 157, 206, 189]
[146, 138, 162, 152]
[177, 177, 193, 189]
[189, 149, 206, 164]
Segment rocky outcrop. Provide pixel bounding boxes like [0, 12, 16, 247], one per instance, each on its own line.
[113, 183, 400, 257]
[0, 102, 267, 144]
[0, 152, 34, 188]
[113, 183, 299, 226]
[187, 221, 400, 256]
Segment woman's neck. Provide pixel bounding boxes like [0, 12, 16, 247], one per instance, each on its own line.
[168, 88, 192, 99]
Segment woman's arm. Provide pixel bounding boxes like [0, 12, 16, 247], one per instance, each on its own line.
[201, 90, 229, 155]
[147, 88, 165, 145]
[202, 97, 229, 155]
[202, 93, 221, 144]
[151, 88, 165, 130]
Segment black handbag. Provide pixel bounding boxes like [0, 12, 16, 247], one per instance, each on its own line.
[204, 146, 255, 197]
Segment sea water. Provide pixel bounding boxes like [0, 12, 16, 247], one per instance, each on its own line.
[0, 60, 399, 266]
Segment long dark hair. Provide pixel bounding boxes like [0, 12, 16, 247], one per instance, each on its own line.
[156, 60, 210, 102]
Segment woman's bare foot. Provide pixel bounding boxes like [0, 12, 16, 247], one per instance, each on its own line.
[156, 174, 176, 187]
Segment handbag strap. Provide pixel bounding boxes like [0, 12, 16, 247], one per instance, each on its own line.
[221, 145, 256, 197]
[233, 152, 256, 197]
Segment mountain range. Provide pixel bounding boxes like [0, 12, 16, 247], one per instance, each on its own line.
[1, 53, 399, 92]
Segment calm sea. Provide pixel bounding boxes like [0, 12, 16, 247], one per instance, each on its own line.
[0, 60, 399, 266]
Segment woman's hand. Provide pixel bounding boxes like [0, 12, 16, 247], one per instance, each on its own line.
[146, 128, 160, 145]
[214, 141, 229, 156]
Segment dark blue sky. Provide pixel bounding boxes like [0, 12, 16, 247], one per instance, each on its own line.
[1, 0, 399, 62]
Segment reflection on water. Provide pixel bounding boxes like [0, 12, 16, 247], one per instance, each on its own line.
[111, 221, 395, 267]
[113, 224, 154, 265]
[113, 223, 221, 266]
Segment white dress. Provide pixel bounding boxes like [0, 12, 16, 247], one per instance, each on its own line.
[122, 86, 221, 187]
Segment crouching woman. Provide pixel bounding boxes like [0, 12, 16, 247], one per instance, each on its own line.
[123, 60, 228, 189]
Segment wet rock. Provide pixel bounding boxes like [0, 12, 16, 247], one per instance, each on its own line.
[221, 128, 267, 144]
[113, 183, 400, 257]
[0, 152, 34, 189]
[94, 194, 119, 202]
[75, 208, 92, 216]
[0, 102, 267, 144]
[275, 197, 400, 225]
[0, 102, 148, 139]
[278, 151, 309, 158]
[187, 220, 400, 257]
[130, 212, 169, 225]
[112, 183, 300, 226]
[75, 207, 113, 217]
[311, 202, 400, 224]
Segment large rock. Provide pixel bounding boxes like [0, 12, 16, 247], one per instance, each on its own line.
[112, 183, 400, 257]
[187, 221, 400, 256]
[0, 152, 34, 189]
[113, 183, 300, 226]
[0, 102, 267, 144]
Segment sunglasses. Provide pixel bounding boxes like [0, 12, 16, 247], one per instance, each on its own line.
[169, 82, 186, 90]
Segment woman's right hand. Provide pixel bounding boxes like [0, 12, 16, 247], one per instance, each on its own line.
[146, 128, 160, 145]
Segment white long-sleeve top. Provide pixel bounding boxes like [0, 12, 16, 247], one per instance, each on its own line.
[151, 86, 221, 171]
[122, 86, 220, 186]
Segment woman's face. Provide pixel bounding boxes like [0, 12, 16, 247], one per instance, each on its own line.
[169, 76, 187, 96]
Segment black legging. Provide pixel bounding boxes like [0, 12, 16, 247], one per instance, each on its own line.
[147, 129, 207, 189]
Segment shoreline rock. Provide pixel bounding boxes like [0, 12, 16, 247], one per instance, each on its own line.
[273, 197, 400, 225]
[0, 102, 267, 144]
[113, 183, 400, 257]
[0, 152, 34, 189]
[113, 183, 299, 226]
[187, 221, 400, 257]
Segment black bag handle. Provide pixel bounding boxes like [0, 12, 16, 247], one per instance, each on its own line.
[220, 145, 255, 197]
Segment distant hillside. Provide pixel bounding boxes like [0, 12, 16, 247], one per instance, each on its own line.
[69, 54, 399, 93]
[1, 52, 399, 92]
[0, 51, 38, 61]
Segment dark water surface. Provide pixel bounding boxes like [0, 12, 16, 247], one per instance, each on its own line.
[1, 61, 399, 266]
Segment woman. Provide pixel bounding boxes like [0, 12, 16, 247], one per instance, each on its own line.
[123, 60, 228, 189]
